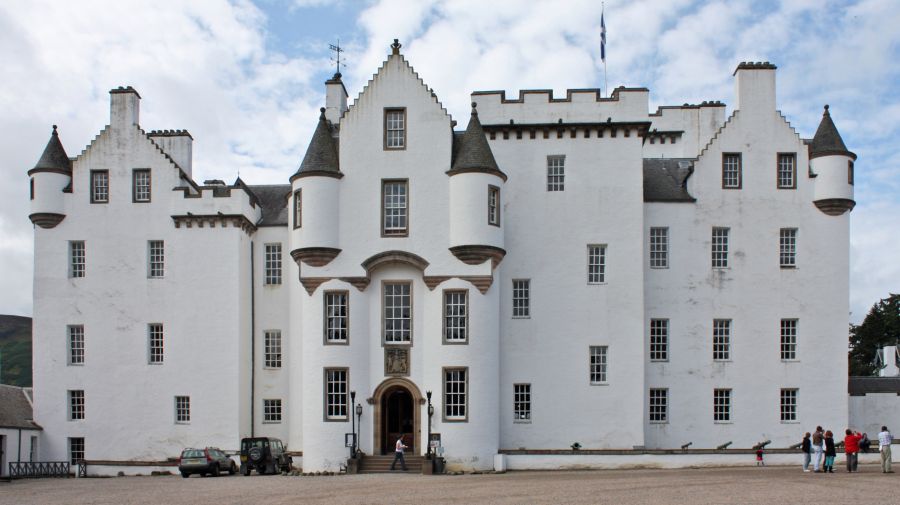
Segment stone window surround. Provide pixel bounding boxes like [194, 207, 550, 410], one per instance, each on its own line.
[293, 188, 302, 229]
[776, 153, 796, 189]
[443, 366, 468, 422]
[383, 107, 407, 150]
[382, 280, 412, 346]
[442, 288, 468, 345]
[324, 367, 349, 422]
[721, 153, 742, 189]
[324, 290, 350, 345]
[381, 179, 409, 237]
[90, 169, 109, 203]
[488, 184, 501, 227]
[132, 168, 151, 202]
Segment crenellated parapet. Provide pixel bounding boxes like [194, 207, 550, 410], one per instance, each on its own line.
[472, 86, 649, 125]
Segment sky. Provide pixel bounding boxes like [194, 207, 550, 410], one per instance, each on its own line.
[0, 0, 897, 323]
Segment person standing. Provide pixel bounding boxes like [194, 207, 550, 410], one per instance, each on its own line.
[801, 432, 812, 472]
[878, 426, 893, 473]
[824, 430, 836, 473]
[844, 429, 863, 472]
[390, 434, 408, 471]
[812, 426, 825, 472]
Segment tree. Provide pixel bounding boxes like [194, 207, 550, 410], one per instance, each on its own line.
[849, 294, 900, 376]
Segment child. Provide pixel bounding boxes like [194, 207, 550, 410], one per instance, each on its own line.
[824, 430, 836, 473]
[756, 448, 765, 466]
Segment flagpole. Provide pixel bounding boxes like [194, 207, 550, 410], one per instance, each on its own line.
[601, 3, 607, 98]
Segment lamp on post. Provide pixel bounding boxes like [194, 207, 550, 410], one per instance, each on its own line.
[355, 402, 363, 457]
[426, 390, 434, 458]
[350, 391, 356, 459]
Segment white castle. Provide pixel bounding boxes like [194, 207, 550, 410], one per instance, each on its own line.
[28, 40, 856, 473]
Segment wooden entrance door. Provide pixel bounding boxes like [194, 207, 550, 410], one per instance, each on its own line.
[381, 387, 414, 455]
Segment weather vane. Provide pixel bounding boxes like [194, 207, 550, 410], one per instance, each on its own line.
[329, 39, 346, 76]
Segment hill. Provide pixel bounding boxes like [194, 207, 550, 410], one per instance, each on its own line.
[0, 314, 32, 387]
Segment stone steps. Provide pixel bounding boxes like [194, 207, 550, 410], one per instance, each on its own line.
[358, 455, 424, 474]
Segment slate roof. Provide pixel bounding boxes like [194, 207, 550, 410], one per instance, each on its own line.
[450, 104, 505, 179]
[31, 125, 72, 174]
[849, 376, 900, 395]
[809, 105, 856, 160]
[0, 384, 41, 430]
[247, 184, 291, 226]
[291, 108, 340, 180]
[643, 158, 696, 202]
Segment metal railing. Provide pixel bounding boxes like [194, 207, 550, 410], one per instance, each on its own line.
[8, 461, 71, 479]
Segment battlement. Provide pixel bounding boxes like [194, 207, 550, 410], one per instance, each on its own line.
[472, 86, 649, 125]
[148, 129, 193, 139]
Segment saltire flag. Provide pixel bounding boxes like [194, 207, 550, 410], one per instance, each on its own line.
[601, 10, 606, 62]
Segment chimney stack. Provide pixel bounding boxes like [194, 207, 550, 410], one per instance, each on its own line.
[110, 86, 141, 128]
[733, 62, 777, 113]
[324, 73, 348, 124]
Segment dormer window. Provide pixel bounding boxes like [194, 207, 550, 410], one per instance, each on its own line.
[384, 108, 406, 149]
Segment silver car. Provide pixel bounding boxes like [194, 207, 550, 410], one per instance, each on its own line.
[178, 447, 237, 478]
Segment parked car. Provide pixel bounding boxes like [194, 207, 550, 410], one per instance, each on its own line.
[178, 447, 237, 478]
[239, 437, 292, 475]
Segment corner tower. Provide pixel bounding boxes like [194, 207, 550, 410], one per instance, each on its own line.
[289, 107, 343, 267]
[28, 125, 72, 228]
[810, 105, 856, 215]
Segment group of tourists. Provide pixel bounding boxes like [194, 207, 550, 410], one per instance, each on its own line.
[801, 425, 893, 473]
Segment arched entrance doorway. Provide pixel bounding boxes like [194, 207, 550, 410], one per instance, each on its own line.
[372, 378, 423, 456]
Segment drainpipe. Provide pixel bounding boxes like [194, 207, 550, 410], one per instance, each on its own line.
[17, 428, 22, 463]
[250, 242, 256, 437]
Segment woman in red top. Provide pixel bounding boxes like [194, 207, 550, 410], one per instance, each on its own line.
[844, 429, 863, 472]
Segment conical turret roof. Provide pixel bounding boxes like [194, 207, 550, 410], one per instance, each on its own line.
[449, 103, 507, 181]
[29, 125, 71, 175]
[290, 108, 341, 182]
[810, 105, 856, 160]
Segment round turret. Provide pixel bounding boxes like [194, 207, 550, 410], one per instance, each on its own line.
[810, 105, 856, 216]
[446, 103, 507, 267]
[28, 125, 72, 228]
[289, 108, 343, 267]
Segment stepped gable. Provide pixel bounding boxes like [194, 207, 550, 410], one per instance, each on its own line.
[809, 105, 856, 160]
[345, 39, 451, 121]
[291, 108, 340, 181]
[643, 159, 696, 202]
[448, 103, 507, 181]
[0, 384, 41, 430]
[29, 125, 72, 175]
[247, 184, 291, 226]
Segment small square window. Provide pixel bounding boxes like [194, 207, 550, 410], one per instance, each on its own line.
[263, 399, 282, 423]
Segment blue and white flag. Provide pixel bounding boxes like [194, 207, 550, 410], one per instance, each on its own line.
[601, 10, 606, 62]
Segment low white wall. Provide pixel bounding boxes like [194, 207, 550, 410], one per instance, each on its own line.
[501, 452, 885, 471]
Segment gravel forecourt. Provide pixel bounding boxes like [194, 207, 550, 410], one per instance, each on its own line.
[1, 464, 895, 505]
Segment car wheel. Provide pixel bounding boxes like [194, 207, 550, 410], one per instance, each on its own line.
[240, 464, 250, 476]
[181, 472, 189, 479]
[229, 462, 237, 475]
[212, 463, 220, 477]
